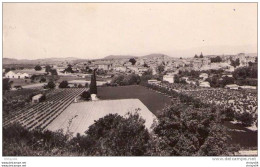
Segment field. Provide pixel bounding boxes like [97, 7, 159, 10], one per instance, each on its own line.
[3, 88, 87, 131]
[46, 99, 156, 136]
[98, 85, 172, 116]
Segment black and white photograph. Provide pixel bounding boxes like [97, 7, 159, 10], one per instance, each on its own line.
[1, 1, 258, 166]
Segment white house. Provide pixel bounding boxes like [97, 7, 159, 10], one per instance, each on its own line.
[32, 94, 43, 103]
[199, 73, 209, 81]
[148, 79, 161, 85]
[5, 71, 29, 79]
[225, 84, 239, 90]
[199, 81, 211, 88]
[163, 75, 174, 83]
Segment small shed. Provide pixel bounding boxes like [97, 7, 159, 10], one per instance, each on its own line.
[32, 94, 43, 103]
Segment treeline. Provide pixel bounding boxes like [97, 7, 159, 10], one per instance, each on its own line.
[110, 74, 141, 86]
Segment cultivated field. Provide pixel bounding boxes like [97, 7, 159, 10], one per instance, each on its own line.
[46, 99, 157, 136]
[3, 88, 87, 131]
[98, 85, 172, 116]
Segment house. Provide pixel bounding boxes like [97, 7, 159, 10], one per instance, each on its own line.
[163, 75, 174, 83]
[148, 79, 161, 85]
[239, 85, 257, 90]
[225, 84, 239, 90]
[5, 71, 29, 79]
[199, 81, 211, 88]
[97, 63, 112, 71]
[199, 73, 209, 81]
[32, 94, 43, 103]
[13, 85, 23, 90]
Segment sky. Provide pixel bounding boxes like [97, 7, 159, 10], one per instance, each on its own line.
[3, 3, 257, 60]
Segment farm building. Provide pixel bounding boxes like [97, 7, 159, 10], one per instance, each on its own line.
[68, 80, 108, 87]
[46, 99, 157, 136]
[148, 79, 161, 85]
[5, 71, 29, 79]
[32, 94, 44, 103]
[199, 73, 209, 81]
[225, 84, 239, 90]
[199, 81, 210, 88]
[163, 75, 174, 83]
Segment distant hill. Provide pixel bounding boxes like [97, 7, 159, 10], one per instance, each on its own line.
[103, 55, 137, 59]
[3, 57, 86, 65]
[142, 54, 171, 59]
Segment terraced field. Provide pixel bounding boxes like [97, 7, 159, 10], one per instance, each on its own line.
[3, 88, 87, 131]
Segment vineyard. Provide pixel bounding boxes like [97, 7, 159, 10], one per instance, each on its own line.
[3, 88, 88, 131]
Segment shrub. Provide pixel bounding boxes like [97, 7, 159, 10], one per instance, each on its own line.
[235, 112, 254, 127]
[81, 91, 91, 101]
[46, 81, 56, 89]
[59, 81, 69, 88]
[34, 65, 42, 71]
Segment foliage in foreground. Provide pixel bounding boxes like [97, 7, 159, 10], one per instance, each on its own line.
[4, 106, 238, 156]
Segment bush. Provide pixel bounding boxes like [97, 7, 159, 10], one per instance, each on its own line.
[81, 91, 91, 101]
[235, 112, 254, 127]
[59, 81, 69, 88]
[34, 65, 42, 71]
[79, 113, 151, 156]
[40, 77, 46, 83]
[111, 74, 141, 86]
[78, 84, 83, 88]
[39, 94, 46, 102]
[45, 81, 56, 89]
[153, 105, 238, 156]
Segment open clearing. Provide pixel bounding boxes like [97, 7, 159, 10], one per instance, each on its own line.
[46, 99, 157, 136]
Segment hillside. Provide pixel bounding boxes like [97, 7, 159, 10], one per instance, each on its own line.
[142, 54, 171, 59]
[103, 55, 137, 59]
[3, 57, 86, 65]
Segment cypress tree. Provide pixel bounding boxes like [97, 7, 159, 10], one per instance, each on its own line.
[90, 69, 97, 94]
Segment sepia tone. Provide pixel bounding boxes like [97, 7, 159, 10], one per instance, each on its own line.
[2, 3, 257, 156]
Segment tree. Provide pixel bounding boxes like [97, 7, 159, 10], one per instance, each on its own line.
[111, 74, 141, 86]
[143, 63, 149, 68]
[90, 70, 97, 94]
[157, 64, 165, 74]
[235, 112, 254, 127]
[5, 68, 11, 73]
[78, 113, 151, 156]
[129, 58, 136, 65]
[46, 81, 56, 89]
[210, 56, 222, 63]
[194, 54, 198, 58]
[50, 69, 58, 76]
[231, 58, 240, 68]
[78, 84, 83, 88]
[81, 91, 91, 100]
[45, 65, 52, 73]
[199, 52, 204, 58]
[40, 77, 46, 83]
[3, 78, 12, 91]
[34, 65, 42, 71]
[85, 82, 89, 88]
[59, 81, 69, 88]
[39, 94, 46, 102]
[64, 64, 74, 73]
[153, 104, 237, 156]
